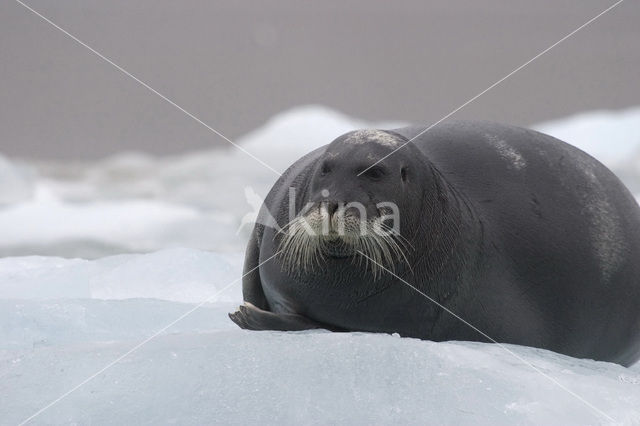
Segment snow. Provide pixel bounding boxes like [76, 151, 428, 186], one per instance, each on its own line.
[3, 331, 640, 425]
[2, 105, 640, 424]
[0, 153, 35, 205]
[0, 248, 242, 303]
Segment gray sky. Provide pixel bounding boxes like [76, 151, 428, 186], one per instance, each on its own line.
[1, 0, 638, 159]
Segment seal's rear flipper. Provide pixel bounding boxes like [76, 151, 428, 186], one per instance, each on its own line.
[229, 302, 334, 332]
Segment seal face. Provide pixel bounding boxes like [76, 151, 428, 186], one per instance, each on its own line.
[274, 130, 421, 281]
[230, 122, 640, 366]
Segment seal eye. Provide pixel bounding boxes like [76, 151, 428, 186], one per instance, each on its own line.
[320, 163, 331, 175]
[362, 166, 386, 180]
[401, 166, 408, 182]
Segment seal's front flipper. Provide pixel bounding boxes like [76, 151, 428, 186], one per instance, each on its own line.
[229, 302, 328, 331]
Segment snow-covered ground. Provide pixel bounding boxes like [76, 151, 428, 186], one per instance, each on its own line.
[2, 105, 640, 424]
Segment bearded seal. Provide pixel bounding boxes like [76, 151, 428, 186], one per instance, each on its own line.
[229, 121, 640, 366]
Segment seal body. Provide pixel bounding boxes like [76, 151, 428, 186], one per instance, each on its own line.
[230, 121, 640, 366]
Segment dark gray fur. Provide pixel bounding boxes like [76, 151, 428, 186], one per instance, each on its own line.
[230, 121, 640, 366]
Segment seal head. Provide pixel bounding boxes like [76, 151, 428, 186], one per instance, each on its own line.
[278, 129, 425, 278]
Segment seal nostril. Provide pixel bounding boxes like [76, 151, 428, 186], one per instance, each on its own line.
[327, 201, 340, 217]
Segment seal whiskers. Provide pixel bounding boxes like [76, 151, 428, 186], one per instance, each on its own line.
[277, 213, 411, 279]
[278, 216, 324, 273]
